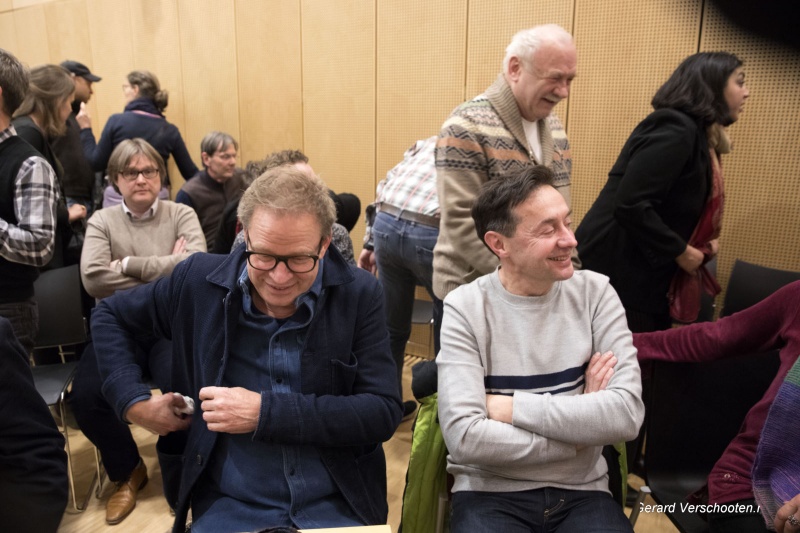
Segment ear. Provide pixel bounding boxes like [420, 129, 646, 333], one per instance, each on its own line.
[200, 152, 211, 167]
[507, 56, 523, 82]
[483, 231, 509, 258]
[318, 233, 333, 258]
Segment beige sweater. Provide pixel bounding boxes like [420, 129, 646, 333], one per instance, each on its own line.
[81, 201, 206, 299]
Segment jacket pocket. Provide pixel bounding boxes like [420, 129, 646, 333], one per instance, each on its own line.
[330, 353, 358, 395]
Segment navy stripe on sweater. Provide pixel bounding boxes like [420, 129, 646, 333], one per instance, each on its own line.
[484, 363, 588, 393]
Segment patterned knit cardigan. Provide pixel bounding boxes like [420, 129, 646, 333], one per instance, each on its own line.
[752, 356, 800, 529]
[433, 74, 573, 298]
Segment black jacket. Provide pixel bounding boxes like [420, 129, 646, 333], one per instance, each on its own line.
[576, 108, 711, 315]
[0, 318, 68, 532]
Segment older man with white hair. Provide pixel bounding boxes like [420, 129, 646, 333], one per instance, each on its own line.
[433, 24, 577, 301]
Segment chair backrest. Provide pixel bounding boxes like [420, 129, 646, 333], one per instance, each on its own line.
[721, 260, 800, 317]
[646, 351, 780, 532]
[32, 265, 87, 349]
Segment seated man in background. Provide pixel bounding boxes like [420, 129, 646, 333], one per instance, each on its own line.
[634, 280, 800, 533]
[0, 317, 68, 533]
[437, 167, 643, 532]
[70, 138, 206, 525]
[91, 166, 402, 532]
[176, 131, 246, 249]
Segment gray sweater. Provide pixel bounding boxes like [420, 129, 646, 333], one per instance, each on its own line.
[437, 269, 643, 494]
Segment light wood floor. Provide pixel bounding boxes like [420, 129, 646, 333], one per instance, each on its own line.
[57, 356, 678, 532]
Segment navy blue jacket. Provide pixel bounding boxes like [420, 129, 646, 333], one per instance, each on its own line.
[91, 246, 402, 532]
[80, 98, 198, 180]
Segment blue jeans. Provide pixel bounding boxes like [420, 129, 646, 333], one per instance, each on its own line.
[372, 211, 442, 399]
[0, 299, 38, 356]
[451, 488, 633, 533]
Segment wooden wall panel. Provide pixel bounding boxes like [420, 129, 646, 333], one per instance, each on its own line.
[44, 0, 91, 66]
[0, 12, 18, 51]
[11, 0, 48, 7]
[570, 0, 701, 223]
[301, 0, 375, 251]
[177, 0, 240, 179]
[234, 0, 303, 166]
[84, 0, 133, 139]
[4, 0, 799, 290]
[130, 0, 188, 189]
[700, 2, 800, 290]
[375, 0, 466, 182]
[10, 5, 49, 66]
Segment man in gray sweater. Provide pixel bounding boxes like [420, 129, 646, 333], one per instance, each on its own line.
[437, 166, 643, 532]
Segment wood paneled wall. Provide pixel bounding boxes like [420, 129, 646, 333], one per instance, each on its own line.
[2, 0, 798, 289]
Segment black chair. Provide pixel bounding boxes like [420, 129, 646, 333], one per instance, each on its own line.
[411, 295, 435, 359]
[30, 265, 100, 511]
[32, 263, 87, 362]
[721, 259, 800, 318]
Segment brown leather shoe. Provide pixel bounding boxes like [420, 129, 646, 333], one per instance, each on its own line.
[106, 459, 148, 525]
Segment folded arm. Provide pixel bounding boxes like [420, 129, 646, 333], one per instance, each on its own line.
[437, 301, 577, 466]
[511, 283, 644, 446]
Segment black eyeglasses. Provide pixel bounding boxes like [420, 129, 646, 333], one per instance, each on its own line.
[120, 168, 160, 182]
[245, 238, 323, 274]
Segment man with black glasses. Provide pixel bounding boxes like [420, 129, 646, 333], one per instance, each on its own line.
[92, 166, 402, 533]
[71, 138, 205, 525]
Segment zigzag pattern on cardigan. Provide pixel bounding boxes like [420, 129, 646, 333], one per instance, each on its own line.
[436, 106, 571, 187]
[752, 356, 800, 528]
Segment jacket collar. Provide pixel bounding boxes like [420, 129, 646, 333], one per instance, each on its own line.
[124, 97, 164, 117]
[485, 74, 555, 166]
[205, 240, 355, 293]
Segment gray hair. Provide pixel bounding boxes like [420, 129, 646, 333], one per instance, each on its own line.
[200, 131, 238, 160]
[503, 24, 574, 74]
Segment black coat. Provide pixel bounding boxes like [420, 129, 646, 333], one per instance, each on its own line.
[576, 108, 711, 315]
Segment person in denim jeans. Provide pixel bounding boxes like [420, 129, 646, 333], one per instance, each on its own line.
[359, 137, 442, 419]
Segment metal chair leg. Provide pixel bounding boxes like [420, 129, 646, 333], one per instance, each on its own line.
[94, 447, 106, 498]
[59, 390, 97, 511]
[628, 484, 651, 526]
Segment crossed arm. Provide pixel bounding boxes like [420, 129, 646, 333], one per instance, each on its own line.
[437, 281, 644, 467]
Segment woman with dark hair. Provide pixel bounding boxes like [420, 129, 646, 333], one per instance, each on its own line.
[77, 69, 198, 207]
[12, 64, 86, 268]
[576, 52, 749, 333]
